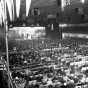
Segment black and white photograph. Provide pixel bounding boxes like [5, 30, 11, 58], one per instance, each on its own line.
[0, 0, 88, 88]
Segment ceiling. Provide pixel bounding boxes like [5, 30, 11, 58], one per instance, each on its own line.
[11, 0, 58, 16]
[6, 0, 88, 26]
[7, 0, 59, 26]
[30, 0, 57, 8]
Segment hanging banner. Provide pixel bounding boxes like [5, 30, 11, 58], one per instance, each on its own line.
[61, 0, 70, 11]
[0, 0, 5, 24]
[26, 0, 31, 16]
[6, 0, 13, 21]
[16, 0, 21, 18]
[80, 0, 85, 3]
[66, 0, 70, 5]
[0, 2, 3, 25]
[61, 0, 66, 11]
[10, 0, 14, 21]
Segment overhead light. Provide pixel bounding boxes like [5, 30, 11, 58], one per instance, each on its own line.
[80, 0, 85, 3]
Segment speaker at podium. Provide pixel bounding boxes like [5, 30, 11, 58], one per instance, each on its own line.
[46, 17, 62, 39]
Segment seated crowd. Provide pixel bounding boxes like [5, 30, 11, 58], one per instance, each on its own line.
[1, 38, 88, 88]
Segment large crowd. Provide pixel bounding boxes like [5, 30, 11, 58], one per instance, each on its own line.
[1, 38, 88, 88]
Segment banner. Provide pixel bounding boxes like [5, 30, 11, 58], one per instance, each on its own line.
[16, 0, 21, 18]
[66, 0, 70, 5]
[80, 0, 85, 3]
[0, 0, 6, 25]
[6, 0, 13, 21]
[0, 0, 14, 23]
[0, 2, 3, 25]
[26, 0, 31, 16]
[11, 0, 14, 21]
[61, 0, 70, 11]
[61, 0, 66, 11]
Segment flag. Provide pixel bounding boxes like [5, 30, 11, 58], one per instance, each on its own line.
[16, 0, 21, 18]
[26, 0, 31, 16]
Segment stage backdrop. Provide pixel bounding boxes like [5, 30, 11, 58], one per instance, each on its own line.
[9, 27, 46, 40]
